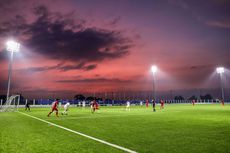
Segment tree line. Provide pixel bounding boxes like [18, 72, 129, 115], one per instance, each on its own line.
[0, 93, 214, 102]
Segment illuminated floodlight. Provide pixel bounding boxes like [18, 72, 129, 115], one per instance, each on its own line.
[6, 40, 20, 52]
[5, 40, 20, 104]
[216, 66, 225, 100]
[151, 65, 158, 75]
[216, 67, 224, 74]
[151, 65, 158, 100]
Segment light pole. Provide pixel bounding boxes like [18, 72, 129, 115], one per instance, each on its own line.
[216, 67, 225, 100]
[6, 40, 20, 102]
[151, 65, 158, 100]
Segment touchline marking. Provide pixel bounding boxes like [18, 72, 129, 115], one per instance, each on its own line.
[19, 112, 137, 153]
[46, 113, 153, 120]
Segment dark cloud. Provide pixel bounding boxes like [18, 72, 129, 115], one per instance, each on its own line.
[0, 51, 8, 61]
[206, 20, 230, 29]
[0, 77, 21, 95]
[109, 16, 121, 26]
[24, 62, 97, 72]
[168, 64, 216, 85]
[0, 5, 132, 66]
[0, 14, 28, 37]
[25, 66, 55, 72]
[169, 0, 230, 29]
[57, 78, 133, 84]
[0, 79, 7, 94]
[189, 65, 212, 70]
[58, 63, 97, 71]
[83, 64, 97, 71]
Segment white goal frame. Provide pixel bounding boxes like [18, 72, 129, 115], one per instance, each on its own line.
[0, 95, 20, 112]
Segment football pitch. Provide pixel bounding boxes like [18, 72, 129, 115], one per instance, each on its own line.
[0, 104, 230, 153]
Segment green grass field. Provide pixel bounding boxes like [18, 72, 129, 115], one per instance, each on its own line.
[1, 104, 230, 153]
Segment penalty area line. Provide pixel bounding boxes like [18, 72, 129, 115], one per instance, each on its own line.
[19, 112, 137, 153]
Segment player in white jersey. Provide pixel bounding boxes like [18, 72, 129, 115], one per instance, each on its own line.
[62, 102, 70, 115]
[82, 100, 86, 108]
[126, 100, 130, 111]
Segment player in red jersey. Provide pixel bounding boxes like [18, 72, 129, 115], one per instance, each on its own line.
[221, 99, 224, 106]
[47, 99, 59, 117]
[192, 99, 195, 106]
[146, 99, 149, 108]
[160, 99, 164, 109]
[91, 100, 99, 113]
[95, 101, 99, 110]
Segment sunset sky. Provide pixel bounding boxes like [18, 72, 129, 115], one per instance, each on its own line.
[0, 0, 230, 99]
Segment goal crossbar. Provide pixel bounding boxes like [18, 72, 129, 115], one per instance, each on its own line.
[0, 95, 20, 112]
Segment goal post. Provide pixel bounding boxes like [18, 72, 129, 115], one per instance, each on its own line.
[0, 95, 20, 112]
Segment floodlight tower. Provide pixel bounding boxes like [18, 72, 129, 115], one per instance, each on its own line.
[6, 40, 20, 102]
[151, 65, 158, 100]
[216, 67, 225, 100]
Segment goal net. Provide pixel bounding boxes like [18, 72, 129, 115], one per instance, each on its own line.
[0, 95, 20, 112]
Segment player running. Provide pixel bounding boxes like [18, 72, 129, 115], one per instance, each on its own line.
[62, 102, 70, 115]
[152, 99, 156, 112]
[221, 99, 224, 106]
[126, 99, 130, 111]
[160, 99, 164, 109]
[91, 100, 99, 113]
[47, 99, 59, 117]
[192, 99, 195, 106]
[25, 101, 30, 111]
[146, 99, 149, 108]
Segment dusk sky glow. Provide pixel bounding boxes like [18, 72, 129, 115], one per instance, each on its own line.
[0, 0, 229, 99]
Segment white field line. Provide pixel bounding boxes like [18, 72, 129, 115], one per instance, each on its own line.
[47, 113, 151, 120]
[46, 110, 166, 120]
[45, 110, 180, 121]
[19, 112, 137, 153]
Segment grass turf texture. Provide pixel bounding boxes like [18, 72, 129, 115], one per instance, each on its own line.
[0, 104, 230, 153]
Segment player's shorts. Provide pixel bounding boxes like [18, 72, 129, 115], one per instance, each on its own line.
[52, 108, 58, 112]
[93, 106, 99, 110]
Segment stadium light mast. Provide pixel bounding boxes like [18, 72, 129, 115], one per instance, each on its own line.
[6, 40, 20, 102]
[216, 67, 225, 100]
[151, 65, 158, 100]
